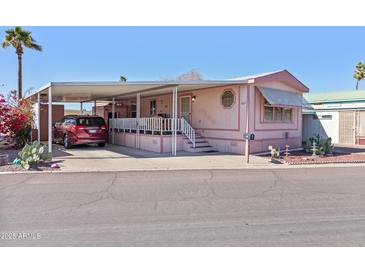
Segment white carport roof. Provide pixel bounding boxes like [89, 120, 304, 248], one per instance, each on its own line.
[27, 80, 249, 103]
[27, 69, 309, 103]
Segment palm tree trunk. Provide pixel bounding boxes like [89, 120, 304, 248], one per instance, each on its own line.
[356, 80, 359, 90]
[17, 52, 22, 99]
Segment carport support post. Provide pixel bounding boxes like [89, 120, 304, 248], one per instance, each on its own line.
[174, 87, 177, 156]
[136, 93, 140, 149]
[94, 100, 97, 115]
[80, 102, 83, 115]
[37, 92, 41, 143]
[171, 87, 175, 156]
[171, 87, 177, 156]
[245, 85, 251, 164]
[48, 87, 52, 153]
[112, 97, 115, 144]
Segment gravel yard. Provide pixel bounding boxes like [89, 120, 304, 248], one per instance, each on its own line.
[266, 150, 365, 165]
[0, 149, 23, 172]
[0, 148, 57, 172]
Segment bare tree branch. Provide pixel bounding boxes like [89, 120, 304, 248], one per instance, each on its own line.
[176, 69, 204, 81]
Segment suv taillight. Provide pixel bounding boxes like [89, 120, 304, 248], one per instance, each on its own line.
[100, 125, 107, 130]
[75, 125, 85, 130]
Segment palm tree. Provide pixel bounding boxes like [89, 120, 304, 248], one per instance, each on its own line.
[354, 62, 365, 90]
[120, 75, 127, 82]
[2, 27, 42, 99]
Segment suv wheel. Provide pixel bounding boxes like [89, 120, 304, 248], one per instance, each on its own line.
[63, 134, 72, 149]
[98, 142, 106, 147]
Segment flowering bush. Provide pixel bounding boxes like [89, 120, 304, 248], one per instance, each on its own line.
[0, 90, 34, 147]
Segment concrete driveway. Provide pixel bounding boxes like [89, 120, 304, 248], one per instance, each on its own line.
[2, 167, 365, 246]
[47, 144, 365, 172]
[51, 144, 271, 172]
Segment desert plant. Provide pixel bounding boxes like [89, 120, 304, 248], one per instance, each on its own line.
[318, 137, 334, 155]
[302, 134, 333, 155]
[268, 145, 280, 159]
[303, 134, 320, 153]
[17, 142, 52, 170]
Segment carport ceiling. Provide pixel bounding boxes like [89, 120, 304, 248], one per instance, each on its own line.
[27, 80, 248, 103]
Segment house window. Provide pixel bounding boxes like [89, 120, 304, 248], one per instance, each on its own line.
[131, 102, 136, 118]
[221, 90, 235, 108]
[320, 114, 332, 120]
[150, 99, 157, 115]
[263, 98, 293, 122]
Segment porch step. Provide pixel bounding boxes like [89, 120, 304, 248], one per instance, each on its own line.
[183, 135, 204, 141]
[185, 141, 210, 147]
[182, 133, 216, 153]
[184, 138, 207, 143]
[183, 145, 215, 153]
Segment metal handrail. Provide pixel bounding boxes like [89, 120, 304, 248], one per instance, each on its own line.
[110, 117, 195, 147]
[180, 117, 196, 148]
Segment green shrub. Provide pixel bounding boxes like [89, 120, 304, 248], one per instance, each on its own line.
[302, 134, 334, 155]
[17, 142, 52, 170]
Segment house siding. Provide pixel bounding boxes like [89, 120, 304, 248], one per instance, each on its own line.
[102, 83, 304, 154]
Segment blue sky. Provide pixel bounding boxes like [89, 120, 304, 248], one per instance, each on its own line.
[1, 26, 365, 97]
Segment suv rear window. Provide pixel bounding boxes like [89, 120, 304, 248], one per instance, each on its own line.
[77, 117, 106, 127]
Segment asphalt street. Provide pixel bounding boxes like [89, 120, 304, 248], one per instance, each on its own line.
[1, 167, 365, 246]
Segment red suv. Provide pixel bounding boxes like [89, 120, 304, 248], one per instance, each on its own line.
[53, 115, 108, 148]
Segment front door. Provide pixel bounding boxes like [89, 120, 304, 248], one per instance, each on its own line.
[180, 96, 191, 123]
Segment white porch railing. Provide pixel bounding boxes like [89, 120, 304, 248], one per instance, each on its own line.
[180, 117, 196, 148]
[109, 117, 195, 147]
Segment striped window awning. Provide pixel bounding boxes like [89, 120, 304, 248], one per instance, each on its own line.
[257, 86, 304, 107]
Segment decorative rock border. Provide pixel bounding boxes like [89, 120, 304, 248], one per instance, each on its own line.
[284, 159, 365, 165]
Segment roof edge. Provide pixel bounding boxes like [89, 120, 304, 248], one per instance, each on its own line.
[44, 80, 249, 86]
[256, 69, 310, 93]
[26, 82, 51, 99]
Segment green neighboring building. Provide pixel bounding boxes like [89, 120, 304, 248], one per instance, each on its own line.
[303, 90, 365, 145]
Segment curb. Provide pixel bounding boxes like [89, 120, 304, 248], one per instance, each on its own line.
[2, 162, 365, 175]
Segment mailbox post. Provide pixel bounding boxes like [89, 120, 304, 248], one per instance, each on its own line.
[243, 133, 255, 164]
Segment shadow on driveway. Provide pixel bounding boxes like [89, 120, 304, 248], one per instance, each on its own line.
[334, 144, 365, 154]
[52, 143, 232, 160]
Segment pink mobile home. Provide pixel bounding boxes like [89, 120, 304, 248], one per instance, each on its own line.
[29, 70, 309, 155]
